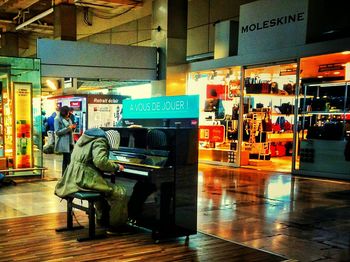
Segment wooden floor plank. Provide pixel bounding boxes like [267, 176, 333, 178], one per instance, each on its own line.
[0, 212, 285, 261]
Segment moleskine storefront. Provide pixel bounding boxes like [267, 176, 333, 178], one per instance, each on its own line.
[188, 0, 350, 180]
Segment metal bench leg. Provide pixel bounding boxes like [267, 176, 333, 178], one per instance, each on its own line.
[77, 200, 107, 242]
[56, 198, 84, 233]
[89, 200, 95, 238]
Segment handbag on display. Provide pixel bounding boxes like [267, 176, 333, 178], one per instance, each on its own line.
[272, 123, 281, 132]
[271, 82, 279, 94]
[283, 83, 295, 95]
[276, 116, 286, 130]
[255, 131, 267, 142]
[276, 143, 286, 156]
[262, 118, 272, 132]
[232, 106, 239, 120]
[278, 103, 294, 115]
[311, 98, 326, 111]
[261, 83, 271, 94]
[284, 120, 292, 131]
[227, 129, 238, 140]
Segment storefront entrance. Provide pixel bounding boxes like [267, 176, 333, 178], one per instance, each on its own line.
[242, 62, 297, 172]
[188, 62, 297, 173]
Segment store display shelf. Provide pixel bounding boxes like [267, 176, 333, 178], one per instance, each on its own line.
[199, 147, 235, 152]
[300, 111, 349, 115]
[268, 132, 294, 142]
[245, 93, 296, 97]
[271, 113, 294, 116]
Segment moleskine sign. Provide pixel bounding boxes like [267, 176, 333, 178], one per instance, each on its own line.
[238, 0, 308, 55]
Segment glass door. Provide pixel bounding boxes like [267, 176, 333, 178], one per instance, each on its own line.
[242, 62, 298, 172]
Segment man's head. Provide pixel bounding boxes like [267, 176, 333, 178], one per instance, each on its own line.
[104, 130, 120, 150]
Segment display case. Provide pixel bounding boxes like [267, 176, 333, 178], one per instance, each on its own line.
[0, 56, 42, 176]
[198, 81, 241, 166]
[297, 82, 350, 177]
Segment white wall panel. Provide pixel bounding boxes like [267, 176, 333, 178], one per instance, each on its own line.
[138, 16, 152, 43]
[188, 0, 210, 29]
[88, 30, 112, 44]
[38, 39, 157, 80]
[187, 26, 210, 56]
[210, 0, 253, 23]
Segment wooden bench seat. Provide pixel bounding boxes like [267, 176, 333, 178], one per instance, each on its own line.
[56, 191, 106, 242]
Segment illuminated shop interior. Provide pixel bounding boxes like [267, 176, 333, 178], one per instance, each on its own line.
[0, 56, 41, 173]
[188, 51, 350, 174]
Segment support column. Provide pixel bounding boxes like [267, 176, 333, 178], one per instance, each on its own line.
[151, 0, 188, 96]
[54, 4, 77, 41]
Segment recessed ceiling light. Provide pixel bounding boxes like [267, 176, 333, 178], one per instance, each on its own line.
[341, 51, 350, 55]
[317, 75, 323, 78]
[334, 71, 340, 75]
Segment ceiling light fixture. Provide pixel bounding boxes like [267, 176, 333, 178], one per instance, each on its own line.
[46, 79, 57, 90]
[15, 8, 54, 31]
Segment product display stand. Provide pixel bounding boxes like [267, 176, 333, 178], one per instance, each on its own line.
[246, 112, 271, 165]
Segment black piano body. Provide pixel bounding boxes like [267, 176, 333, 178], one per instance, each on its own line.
[106, 127, 198, 241]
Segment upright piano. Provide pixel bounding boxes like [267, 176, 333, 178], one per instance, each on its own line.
[105, 127, 198, 241]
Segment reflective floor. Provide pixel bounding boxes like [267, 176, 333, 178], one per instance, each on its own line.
[1, 155, 350, 261]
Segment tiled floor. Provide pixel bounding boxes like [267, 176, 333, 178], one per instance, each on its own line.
[1, 155, 350, 261]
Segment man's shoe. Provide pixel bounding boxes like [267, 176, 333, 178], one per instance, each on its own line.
[106, 224, 136, 236]
[96, 219, 109, 229]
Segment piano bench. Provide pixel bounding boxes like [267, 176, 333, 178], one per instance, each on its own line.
[56, 191, 107, 242]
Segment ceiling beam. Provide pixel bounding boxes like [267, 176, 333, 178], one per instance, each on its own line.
[54, 0, 75, 4]
[15, 7, 54, 31]
[0, 0, 41, 13]
[74, 0, 142, 7]
[0, 0, 10, 7]
[101, 0, 142, 5]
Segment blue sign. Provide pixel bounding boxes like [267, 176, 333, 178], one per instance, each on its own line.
[122, 95, 199, 119]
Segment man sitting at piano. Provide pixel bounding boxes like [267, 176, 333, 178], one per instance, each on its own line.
[54, 128, 128, 233]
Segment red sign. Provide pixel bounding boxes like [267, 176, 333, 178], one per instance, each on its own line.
[70, 101, 82, 110]
[206, 84, 225, 99]
[199, 125, 225, 143]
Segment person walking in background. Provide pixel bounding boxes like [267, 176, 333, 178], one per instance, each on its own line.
[54, 106, 76, 176]
[47, 111, 57, 132]
[45, 111, 57, 150]
[41, 110, 48, 147]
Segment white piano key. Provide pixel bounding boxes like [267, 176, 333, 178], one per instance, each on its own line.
[123, 168, 149, 176]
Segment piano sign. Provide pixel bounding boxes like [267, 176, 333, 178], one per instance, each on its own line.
[199, 125, 225, 143]
[122, 95, 199, 119]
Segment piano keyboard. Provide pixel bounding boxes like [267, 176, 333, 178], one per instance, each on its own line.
[123, 168, 149, 177]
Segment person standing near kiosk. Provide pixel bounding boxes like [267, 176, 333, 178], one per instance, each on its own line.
[54, 106, 76, 176]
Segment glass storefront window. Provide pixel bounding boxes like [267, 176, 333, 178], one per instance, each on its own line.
[296, 52, 350, 179]
[243, 63, 297, 172]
